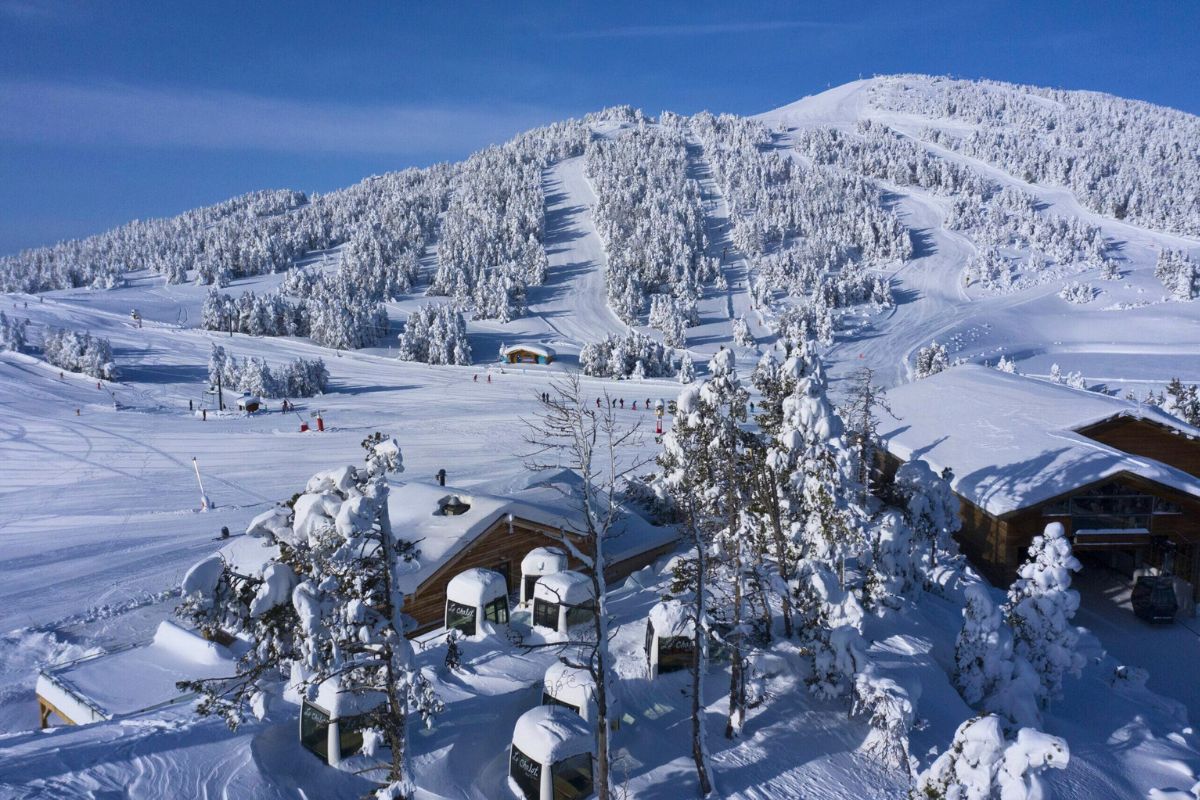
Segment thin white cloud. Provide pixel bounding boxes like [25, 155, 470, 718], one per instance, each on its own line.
[0, 80, 565, 156]
[560, 20, 844, 39]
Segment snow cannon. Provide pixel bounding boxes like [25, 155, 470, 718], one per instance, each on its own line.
[531, 571, 595, 636]
[508, 705, 594, 800]
[520, 547, 568, 608]
[445, 568, 509, 637]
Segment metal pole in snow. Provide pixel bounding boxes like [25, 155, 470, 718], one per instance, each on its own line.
[192, 457, 212, 511]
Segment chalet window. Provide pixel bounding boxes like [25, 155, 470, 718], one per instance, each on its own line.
[533, 598, 559, 629]
[337, 710, 371, 758]
[1052, 482, 1159, 531]
[446, 600, 477, 632]
[300, 700, 331, 760]
[510, 744, 541, 800]
[564, 601, 595, 629]
[485, 596, 509, 625]
[551, 752, 593, 800]
[541, 690, 581, 716]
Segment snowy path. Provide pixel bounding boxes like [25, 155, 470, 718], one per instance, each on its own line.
[525, 155, 628, 348]
[684, 138, 771, 361]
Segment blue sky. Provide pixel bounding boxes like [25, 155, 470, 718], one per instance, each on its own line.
[1, 0, 1197, 254]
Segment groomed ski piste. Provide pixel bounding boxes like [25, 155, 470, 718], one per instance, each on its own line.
[1, 75, 1199, 799]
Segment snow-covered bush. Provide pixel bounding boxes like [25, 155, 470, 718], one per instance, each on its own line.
[579, 331, 675, 378]
[914, 714, 1069, 800]
[42, 327, 118, 380]
[1004, 522, 1085, 707]
[396, 304, 471, 365]
[1059, 281, 1095, 304]
[994, 355, 1017, 374]
[0, 311, 29, 352]
[913, 341, 950, 379]
[207, 345, 329, 398]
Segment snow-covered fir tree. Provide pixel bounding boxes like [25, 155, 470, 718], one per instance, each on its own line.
[1004, 523, 1085, 707]
[677, 351, 696, 384]
[913, 340, 950, 379]
[1162, 378, 1200, 426]
[207, 346, 329, 398]
[732, 315, 756, 347]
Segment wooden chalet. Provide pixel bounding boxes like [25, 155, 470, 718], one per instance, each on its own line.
[877, 365, 1200, 602]
[501, 343, 555, 365]
[389, 472, 679, 634]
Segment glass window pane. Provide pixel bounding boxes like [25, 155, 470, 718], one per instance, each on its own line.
[534, 598, 559, 629]
[552, 752, 593, 800]
[300, 701, 330, 760]
[658, 636, 693, 673]
[446, 600, 477, 632]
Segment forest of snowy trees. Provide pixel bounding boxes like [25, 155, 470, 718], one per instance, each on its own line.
[579, 331, 677, 379]
[396, 304, 471, 365]
[201, 281, 388, 350]
[870, 75, 1200, 236]
[42, 327, 118, 380]
[207, 345, 329, 399]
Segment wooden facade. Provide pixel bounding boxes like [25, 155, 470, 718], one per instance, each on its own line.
[404, 515, 678, 635]
[878, 415, 1200, 598]
[1077, 416, 1200, 478]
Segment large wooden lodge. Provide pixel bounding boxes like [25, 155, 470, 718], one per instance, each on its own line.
[878, 365, 1200, 603]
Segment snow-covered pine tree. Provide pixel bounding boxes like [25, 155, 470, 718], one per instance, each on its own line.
[0, 311, 29, 352]
[1163, 378, 1200, 426]
[894, 460, 963, 586]
[291, 433, 440, 797]
[732, 315, 756, 347]
[913, 340, 950, 379]
[954, 584, 1014, 708]
[1004, 522, 1085, 708]
[678, 351, 696, 384]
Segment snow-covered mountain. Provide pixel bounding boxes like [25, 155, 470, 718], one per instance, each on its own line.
[1, 75, 1199, 799]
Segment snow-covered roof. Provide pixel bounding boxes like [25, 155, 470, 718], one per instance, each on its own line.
[502, 343, 555, 358]
[511, 705, 593, 764]
[389, 470, 677, 595]
[313, 676, 386, 719]
[534, 571, 594, 607]
[648, 598, 695, 639]
[37, 620, 234, 724]
[879, 365, 1200, 517]
[543, 661, 596, 709]
[446, 568, 508, 607]
[522, 546, 568, 576]
[235, 393, 261, 407]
